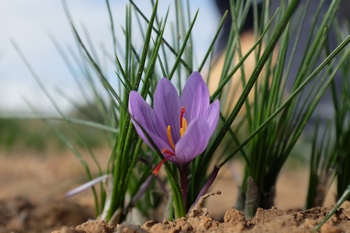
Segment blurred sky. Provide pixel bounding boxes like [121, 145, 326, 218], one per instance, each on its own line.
[0, 0, 219, 115]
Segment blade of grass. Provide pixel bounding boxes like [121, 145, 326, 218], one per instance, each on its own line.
[219, 35, 350, 168]
[208, 0, 301, 165]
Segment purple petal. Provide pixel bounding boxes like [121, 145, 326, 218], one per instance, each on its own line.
[171, 118, 211, 164]
[154, 78, 182, 143]
[181, 72, 210, 121]
[128, 91, 170, 151]
[202, 99, 220, 136]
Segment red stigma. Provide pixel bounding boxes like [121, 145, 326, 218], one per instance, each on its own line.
[180, 106, 186, 128]
[152, 150, 176, 175]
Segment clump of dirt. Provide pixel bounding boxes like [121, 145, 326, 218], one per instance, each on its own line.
[51, 202, 350, 233]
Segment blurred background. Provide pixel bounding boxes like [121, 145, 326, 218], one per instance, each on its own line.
[0, 1, 221, 151]
[0, 0, 219, 114]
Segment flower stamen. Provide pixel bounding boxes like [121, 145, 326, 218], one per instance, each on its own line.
[166, 125, 175, 150]
[180, 118, 188, 137]
[152, 149, 176, 175]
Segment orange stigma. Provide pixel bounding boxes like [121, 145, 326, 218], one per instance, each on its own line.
[152, 150, 175, 175]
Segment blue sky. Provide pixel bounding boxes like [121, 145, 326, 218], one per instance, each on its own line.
[0, 0, 219, 114]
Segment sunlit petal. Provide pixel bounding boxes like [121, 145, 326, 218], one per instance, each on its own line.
[181, 71, 210, 122]
[172, 119, 211, 164]
[154, 78, 182, 142]
[129, 91, 169, 151]
[202, 99, 220, 136]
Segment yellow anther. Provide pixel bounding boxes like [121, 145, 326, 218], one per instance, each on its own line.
[182, 118, 187, 131]
[180, 118, 188, 137]
[180, 128, 185, 137]
[167, 125, 175, 150]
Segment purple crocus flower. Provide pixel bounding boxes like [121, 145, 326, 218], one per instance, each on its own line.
[128, 71, 220, 174]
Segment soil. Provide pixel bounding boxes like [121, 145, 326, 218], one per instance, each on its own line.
[1, 149, 349, 233]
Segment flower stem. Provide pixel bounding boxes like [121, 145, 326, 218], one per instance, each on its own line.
[179, 165, 189, 210]
[163, 162, 186, 218]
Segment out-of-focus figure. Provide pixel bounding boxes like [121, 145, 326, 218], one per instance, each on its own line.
[210, 0, 349, 138]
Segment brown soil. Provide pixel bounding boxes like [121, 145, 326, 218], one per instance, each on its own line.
[1, 150, 348, 233]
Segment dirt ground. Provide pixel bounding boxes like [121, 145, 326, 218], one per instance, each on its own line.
[0, 149, 348, 233]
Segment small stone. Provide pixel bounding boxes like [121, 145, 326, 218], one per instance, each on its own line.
[117, 224, 148, 233]
[75, 221, 115, 233]
[224, 208, 245, 224]
[175, 218, 193, 231]
[198, 216, 213, 230]
[141, 220, 157, 231]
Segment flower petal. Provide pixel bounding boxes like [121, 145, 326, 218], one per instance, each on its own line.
[172, 118, 211, 164]
[181, 72, 210, 121]
[202, 99, 220, 136]
[154, 78, 182, 143]
[128, 91, 169, 151]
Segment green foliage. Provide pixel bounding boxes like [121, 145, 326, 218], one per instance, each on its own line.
[0, 118, 106, 152]
[305, 14, 350, 210]
[206, 0, 350, 218]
